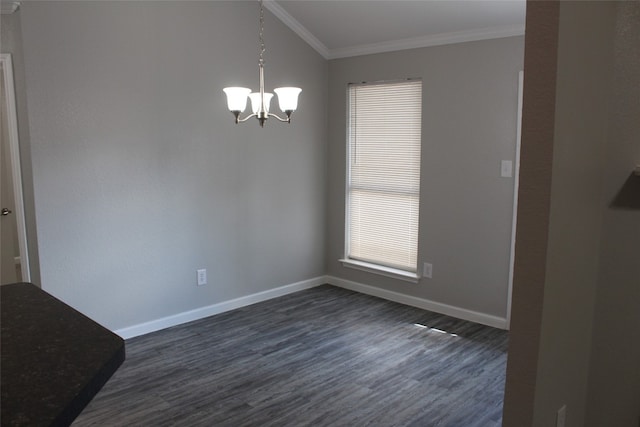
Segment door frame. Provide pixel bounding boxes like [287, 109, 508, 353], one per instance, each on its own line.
[506, 70, 524, 328]
[1, 53, 30, 282]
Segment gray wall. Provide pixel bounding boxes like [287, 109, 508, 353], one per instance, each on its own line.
[504, 2, 640, 426]
[531, 2, 616, 425]
[327, 37, 524, 320]
[586, 2, 640, 425]
[502, 2, 560, 423]
[1, 10, 40, 285]
[17, 1, 327, 330]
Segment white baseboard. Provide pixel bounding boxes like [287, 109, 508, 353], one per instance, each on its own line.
[114, 276, 326, 339]
[115, 275, 507, 339]
[326, 275, 508, 330]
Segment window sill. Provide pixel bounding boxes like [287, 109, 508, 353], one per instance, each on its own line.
[339, 259, 420, 283]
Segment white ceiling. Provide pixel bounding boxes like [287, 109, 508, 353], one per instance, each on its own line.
[265, 0, 526, 59]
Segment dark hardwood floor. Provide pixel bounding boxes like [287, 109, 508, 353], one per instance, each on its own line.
[73, 285, 508, 427]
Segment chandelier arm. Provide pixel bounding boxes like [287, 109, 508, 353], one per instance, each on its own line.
[236, 113, 258, 123]
[267, 113, 291, 123]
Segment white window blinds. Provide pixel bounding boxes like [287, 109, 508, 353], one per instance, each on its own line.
[346, 80, 422, 273]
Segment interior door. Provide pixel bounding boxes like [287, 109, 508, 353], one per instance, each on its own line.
[0, 64, 20, 284]
[0, 55, 29, 285]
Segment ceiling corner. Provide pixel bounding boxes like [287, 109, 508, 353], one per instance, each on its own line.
[264, 0, 331, 60]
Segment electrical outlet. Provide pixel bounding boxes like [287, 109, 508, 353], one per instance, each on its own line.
[197, 269, 207, 286]
[423, 262, 433, 279]
[556, 404, 566, 427]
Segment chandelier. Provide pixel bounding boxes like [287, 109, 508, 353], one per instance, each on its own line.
[223, 0, 301, 127]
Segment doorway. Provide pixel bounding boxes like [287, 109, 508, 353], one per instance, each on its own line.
[1, 53, 30, 284]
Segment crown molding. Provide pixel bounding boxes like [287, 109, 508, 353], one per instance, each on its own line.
[328, 24, 526, 59]
[1, 1, 20, 14]
[263, 0, 331, 60]
[264, 1, 524, 61]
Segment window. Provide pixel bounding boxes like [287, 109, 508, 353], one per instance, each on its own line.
[342, 80, 422, 281]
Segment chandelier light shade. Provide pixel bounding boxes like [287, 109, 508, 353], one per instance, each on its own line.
[249, 92, 273, 114]
[223, 0, 301, 127]
[223, 87, 251, 112]
[274, 87, 302, 112]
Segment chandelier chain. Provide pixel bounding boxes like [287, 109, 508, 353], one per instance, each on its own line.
[259, 0, 265, 67]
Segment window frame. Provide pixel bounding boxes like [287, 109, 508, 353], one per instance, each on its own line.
[340, 78, 422, 283]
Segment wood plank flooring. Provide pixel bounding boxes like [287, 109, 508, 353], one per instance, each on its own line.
[73, 285, 508, 427]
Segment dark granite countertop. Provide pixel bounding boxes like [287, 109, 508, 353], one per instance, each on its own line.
[1, 283, 125, 427]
